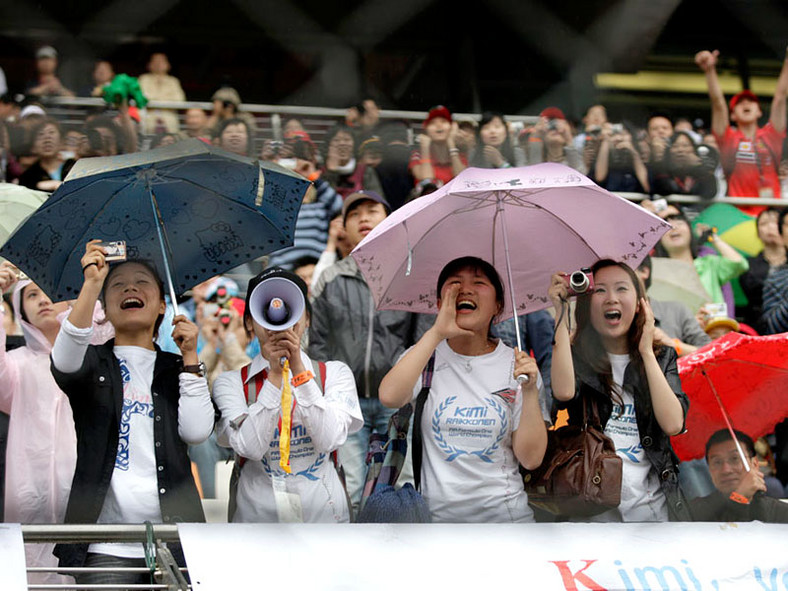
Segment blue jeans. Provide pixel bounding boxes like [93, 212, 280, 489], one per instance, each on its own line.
[338, 397, 414, 509]
[678, 459, 714, 500]
[74, 553, 150, 590]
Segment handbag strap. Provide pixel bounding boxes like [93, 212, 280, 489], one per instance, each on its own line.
[412, 352, 436, 492]
[585, 393, 604, 429]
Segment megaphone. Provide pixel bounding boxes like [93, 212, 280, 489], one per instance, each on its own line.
[249, 276, 306, 332]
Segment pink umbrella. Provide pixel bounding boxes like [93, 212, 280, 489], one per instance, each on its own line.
[351, 164, 670, 350]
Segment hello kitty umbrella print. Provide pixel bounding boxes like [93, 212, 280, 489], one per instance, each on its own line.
[0, 139, 311, 312]
[351, 163, 671, 352]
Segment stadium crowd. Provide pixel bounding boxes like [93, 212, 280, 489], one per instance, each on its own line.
[2, 44, 788, 586]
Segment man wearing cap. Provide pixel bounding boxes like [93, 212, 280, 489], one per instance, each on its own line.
[206, 86, 257, 139]
[27, 46, 74, 98]
[696, 48, 788, 214]
[703, 316, 740, 341]
[309, 190, 422, 508]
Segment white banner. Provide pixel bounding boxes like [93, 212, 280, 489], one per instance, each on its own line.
[0, 524, 29, 591]
[179, 521, 788, 591]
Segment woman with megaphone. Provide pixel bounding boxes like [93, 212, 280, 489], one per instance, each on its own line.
[213, 267, 363, 522]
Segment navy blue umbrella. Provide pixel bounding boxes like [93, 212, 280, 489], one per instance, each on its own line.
[0, 139, 311, 308]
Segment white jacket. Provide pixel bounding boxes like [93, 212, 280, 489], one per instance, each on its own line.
[213, 351, 362, 523]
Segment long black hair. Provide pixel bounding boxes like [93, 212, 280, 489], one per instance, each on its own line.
[572, 259, 658, 402]
[469, 112, 517, 168]
[652, 204, 699, 259]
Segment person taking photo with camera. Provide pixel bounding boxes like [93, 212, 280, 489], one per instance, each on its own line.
[50, 240, 214, 587]
[549, 259, 691, 522]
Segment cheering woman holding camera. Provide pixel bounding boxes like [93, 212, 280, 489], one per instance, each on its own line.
[549, 259, 691, 521]
[212, 267, 362, 523]
[50, 240, 214, 586]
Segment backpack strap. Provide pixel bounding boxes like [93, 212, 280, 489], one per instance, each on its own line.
[236, 364, 268, 469]
[412, 352, 436, 492]
[240, 364, 267, 405]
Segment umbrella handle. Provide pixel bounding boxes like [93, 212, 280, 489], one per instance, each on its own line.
[149, 188, 180, 317]
[703, 370, 750, 472]
[498, 198, 529, 385]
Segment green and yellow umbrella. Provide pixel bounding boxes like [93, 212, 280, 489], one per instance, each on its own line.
[692, 202, 760, 307]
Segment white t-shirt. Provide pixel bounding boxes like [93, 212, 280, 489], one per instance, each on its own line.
[91, 346, 161, 558]
[411, 340, 547, 523]
[591, 353, 667, 522]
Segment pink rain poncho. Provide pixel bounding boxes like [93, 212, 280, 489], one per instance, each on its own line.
[0, 281, 112, 585]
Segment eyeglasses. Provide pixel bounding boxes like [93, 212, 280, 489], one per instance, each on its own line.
[708, 455, 745, 470]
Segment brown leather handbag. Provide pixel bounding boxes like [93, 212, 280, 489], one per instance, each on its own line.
[523, 396, 622, 517]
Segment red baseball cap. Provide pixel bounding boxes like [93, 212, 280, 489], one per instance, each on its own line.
[284, 129, 313, 143]
[540, 107, 566, 120]
[424, 105, 452, 127]
[729, 90, 759, 112]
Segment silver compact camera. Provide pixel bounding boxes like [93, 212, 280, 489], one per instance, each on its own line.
[98, 240, 127, 262]
[563, 268, 594, 296]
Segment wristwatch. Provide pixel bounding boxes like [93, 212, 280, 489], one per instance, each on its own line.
[182, 362, 206, 377]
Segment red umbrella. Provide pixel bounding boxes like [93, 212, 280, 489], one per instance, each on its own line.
[671, 332, 788, 465]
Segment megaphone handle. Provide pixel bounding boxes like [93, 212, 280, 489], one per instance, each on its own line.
[279, 355, 287, 368]
[516, 374, 530, 385]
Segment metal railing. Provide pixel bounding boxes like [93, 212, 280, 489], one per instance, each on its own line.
[617, 192, 786, 208]
[40, 96, 539, 152]
[22, 524, 188, 591]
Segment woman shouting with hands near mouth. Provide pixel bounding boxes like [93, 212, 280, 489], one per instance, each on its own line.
[549, 259, 691, 522]
[50, 240, 214, 587]
[380, 256, 548, 523]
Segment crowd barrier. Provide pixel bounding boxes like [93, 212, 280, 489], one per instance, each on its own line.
[6, 521, 788, 590]
[15, 523, 186, 590]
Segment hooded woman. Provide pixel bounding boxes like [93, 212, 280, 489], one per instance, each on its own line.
[0, 262, 75, 586]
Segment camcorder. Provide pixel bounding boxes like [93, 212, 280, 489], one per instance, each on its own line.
[562, 268, 594, 296]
